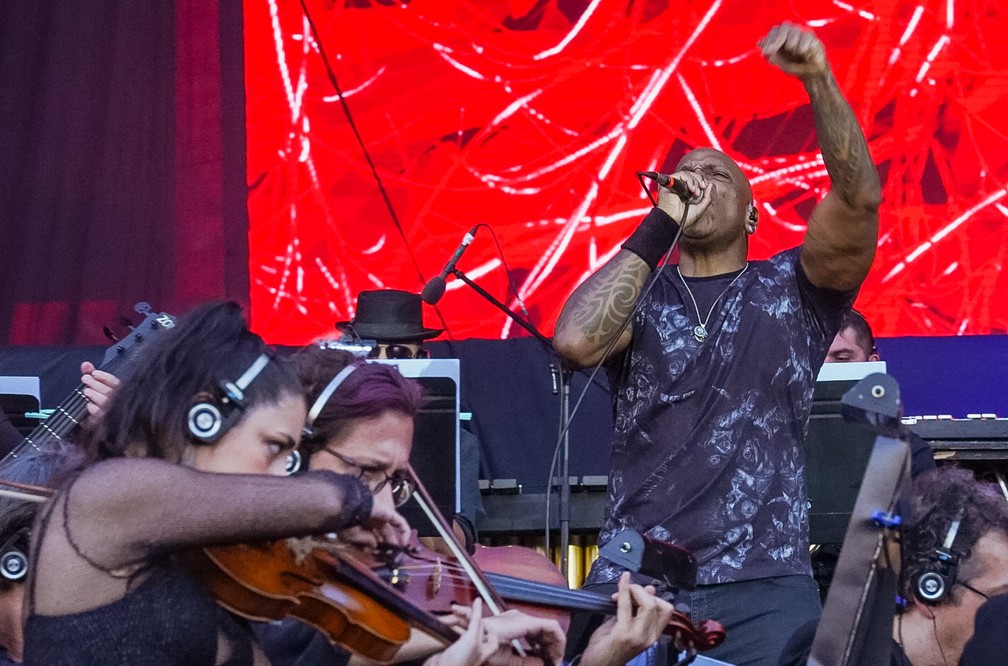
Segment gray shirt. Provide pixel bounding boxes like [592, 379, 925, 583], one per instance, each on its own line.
[590, 246, 853, 585]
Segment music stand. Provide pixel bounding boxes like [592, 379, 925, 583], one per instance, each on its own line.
[376, 359, 460, 536]
[805, 361, 887, 544]
[0, 376, 41, 436]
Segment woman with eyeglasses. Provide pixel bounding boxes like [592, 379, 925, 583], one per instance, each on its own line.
[22, 302, 410, 665]
[294, 349, 425, 556]
[255, 346, 568, 666]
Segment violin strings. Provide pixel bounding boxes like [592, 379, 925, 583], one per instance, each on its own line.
[388, 563, 617, 612]
[386, 562, 706, 651]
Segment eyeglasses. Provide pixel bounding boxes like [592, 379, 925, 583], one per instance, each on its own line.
[367, 344, 430, 360]
[957, 581, 991, 601]
[321, 447, 415, 507]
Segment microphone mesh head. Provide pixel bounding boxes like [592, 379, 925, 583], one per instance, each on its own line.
[421, 276, 446, 305]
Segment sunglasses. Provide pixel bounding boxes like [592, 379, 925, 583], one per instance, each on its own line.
[367, 344, 430, 360]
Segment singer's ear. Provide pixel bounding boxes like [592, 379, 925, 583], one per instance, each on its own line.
[745, 202, 759, 234]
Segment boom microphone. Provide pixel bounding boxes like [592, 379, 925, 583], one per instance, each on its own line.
[638, 171, 691, 200]
[421, 226, 479, 305]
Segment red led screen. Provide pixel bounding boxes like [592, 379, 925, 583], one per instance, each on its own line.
[245, 0, 1008, 344]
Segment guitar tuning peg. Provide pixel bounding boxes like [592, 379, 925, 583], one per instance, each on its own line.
[134, 302, 152, 315]
[103, 326, 120, 343]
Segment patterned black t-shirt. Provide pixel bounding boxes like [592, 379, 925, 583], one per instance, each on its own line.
[589, 237, 853, 586]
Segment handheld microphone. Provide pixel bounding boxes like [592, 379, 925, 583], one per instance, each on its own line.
[421, 226, 479, 305]
[638, 171, 691, 201]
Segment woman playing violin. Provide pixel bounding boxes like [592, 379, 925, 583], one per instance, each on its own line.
[22, 302, 408, 665]
[256, 346, 674, 666]
[256, 346, 566, 666]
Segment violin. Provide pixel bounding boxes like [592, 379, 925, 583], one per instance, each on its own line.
[189, 539, 460, 663]
[379, 464, 724, 657]
[376, 537, 726, 656]
[0, 480, 471, 664]
[0, 477, 463, 663]
[186, 463, 554, 662]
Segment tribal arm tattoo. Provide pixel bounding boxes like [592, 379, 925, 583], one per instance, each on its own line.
[553, 250, 651, 369]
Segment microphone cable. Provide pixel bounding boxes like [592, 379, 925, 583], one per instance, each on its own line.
[297, 0, 455, 340]
[543, 191, 690, 554]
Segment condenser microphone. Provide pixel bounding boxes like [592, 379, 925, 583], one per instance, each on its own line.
[638, 171, 692, 201]
[421, 226, 479, 305]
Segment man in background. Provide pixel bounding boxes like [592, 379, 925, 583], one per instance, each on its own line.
[780, 467, 1008, 666]
[823, 310, 935, 477]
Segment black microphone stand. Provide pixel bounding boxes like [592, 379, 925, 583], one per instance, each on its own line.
[447, 268, 576, 578]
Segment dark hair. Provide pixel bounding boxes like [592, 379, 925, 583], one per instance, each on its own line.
[0, 441, 83, 589]
[84, 301, 303, 463]
[291, 346, 423, 459]
[839, 309, 876, 357]
[901, 467, 1008, 605]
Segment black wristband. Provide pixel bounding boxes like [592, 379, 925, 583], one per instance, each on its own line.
[312, 470, 374, 530]
[453, 512, 477, 555]
[341, 477, 374, 529]
[621, 207, 681, 270]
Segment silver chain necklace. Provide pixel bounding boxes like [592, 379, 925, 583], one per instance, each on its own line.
[677, 263, 749, 342]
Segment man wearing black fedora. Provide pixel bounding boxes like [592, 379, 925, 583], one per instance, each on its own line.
[337, 289, 442, 359]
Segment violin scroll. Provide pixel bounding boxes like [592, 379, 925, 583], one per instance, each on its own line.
[668, 614, 725, 652]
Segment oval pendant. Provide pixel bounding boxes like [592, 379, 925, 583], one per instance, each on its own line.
[693, 325, 707, 342]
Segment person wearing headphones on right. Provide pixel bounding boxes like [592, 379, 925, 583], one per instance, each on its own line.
[891, 467, 1008, 666]
[780, 466, 1008, 666]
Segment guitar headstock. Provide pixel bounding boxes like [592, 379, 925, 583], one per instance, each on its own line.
[100, 303, 177, 369]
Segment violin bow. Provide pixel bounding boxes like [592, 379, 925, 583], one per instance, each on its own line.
[405, 463, 528, 657]
[0, 478, 54, 503]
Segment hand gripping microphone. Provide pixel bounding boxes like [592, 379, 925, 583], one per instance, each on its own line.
[638, 171, 692, 201]
[421, 226, 479, 305]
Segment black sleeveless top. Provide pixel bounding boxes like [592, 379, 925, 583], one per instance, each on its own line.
[24, 561, 254, 665]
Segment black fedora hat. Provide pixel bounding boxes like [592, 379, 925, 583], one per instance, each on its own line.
[336, 289, 443, 342]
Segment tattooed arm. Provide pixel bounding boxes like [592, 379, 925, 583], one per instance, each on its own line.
[760, 23, 881, 291]
[554, 180, 708, 368]
[553, 250, 651, 369]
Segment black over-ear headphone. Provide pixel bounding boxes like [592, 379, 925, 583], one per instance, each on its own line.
[187, 353, 273, 444]
[285, 363, 360, 475]
[915, 511, 963, 604]
[0, 527, 29, 582]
